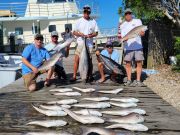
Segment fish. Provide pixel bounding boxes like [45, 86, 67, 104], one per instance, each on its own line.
[40, 104, 71, 110]
[32, 104, 67, 116]
[49, 88, 73, 92]
[120, 25, 148, 43]
[101, 108, 146, 116]
[26, 120, 67, 128]
[106, 113, 144, 124]
[98, 88, 123, 94]
[106, 123, 148, 131]
[62, 107, 104, 124]
[74, 109, 102, 117]
[47, 99, 78, 105]
[38, 38, 74, 71]
[72, 102, 111, 109]
[110, 98, 139, 103]
[81, 126, 134, 135]
[72, 87, 95, 92]
[52, 92, 81, 96]
[110, 102, 137, 108]
[25, 132, 72, 135]
[99, 54, 126, 75]
[82, 97, 110, 102]
[79, 38, 92, 82]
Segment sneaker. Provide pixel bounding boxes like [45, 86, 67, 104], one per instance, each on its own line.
[124, 80, 132, 86]
[136, 80, 146, 87]
[70, 77, 77, 82]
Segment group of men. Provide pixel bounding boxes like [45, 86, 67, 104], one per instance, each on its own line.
[21, 6, 146, 92]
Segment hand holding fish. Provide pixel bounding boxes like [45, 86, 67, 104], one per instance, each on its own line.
[139, 31, 145, 36]
[32, 66, 38, 74]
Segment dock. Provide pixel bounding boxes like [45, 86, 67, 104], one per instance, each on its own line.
[0, 54, 180, 135]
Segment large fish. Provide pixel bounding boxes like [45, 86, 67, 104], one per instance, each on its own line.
[72, 87, 95, 92]
[82, 97, 110, 102]
[120, 25, 148, 43]
[47, 99, 78, 105]
[79, 38, 92, 82]
[40, 104, 71, 110]
[99, 54, 126, 75]
[49, 88, 73, 92]
[106, 123, 148, 131]
[38, 38, 74, 71]
[74, 109, 102, 117]
[110, 102, 137, 108]
[110, 98, 139, 103]
[62, 108, 104, 124]
[52, 92, 81, 96]
[72, 102, 111, 109]
[106, 113, 144, 124]
[98, 88, 123, 94]
[27, 120, 67, 128]
[25, 132, 72, 135]
[101, 108, 146, 116]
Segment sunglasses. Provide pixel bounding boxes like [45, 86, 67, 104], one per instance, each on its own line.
[35, 38, 43, 41]
[52, 36, 58, 38]
[106, 46, 113, 48]
[125, 12, 132, 15]
[83, 7, 90, 10]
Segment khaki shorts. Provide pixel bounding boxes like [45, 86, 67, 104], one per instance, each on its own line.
[75, 42, 93, 57]
[124, 49, 144, 62]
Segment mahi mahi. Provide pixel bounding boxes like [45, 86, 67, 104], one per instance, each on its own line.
[52, 92, 81, 96]
[74, 109, 102, 117]
[47, 99, 78, 105]
[27, 120, 67, 128]
[72, 102, 111, 109]
[110, 98, 139, 103]
[62, 108, 104, 124]
[82, 97, 110, 102]
[106, 123, 148, 131]
[98, 88, 123, 94]
[110, 102, 137, 108]
[73, 87, 95, 92]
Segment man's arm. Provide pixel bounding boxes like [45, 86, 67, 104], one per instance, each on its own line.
[73, 31, 85, 37]
[22, 57, 38, 73]
[87, 32, 98, 38]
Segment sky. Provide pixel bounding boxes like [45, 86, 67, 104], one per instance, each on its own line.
[0, 0, 122, 29]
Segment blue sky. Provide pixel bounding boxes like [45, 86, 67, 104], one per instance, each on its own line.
[1, 0, 122, 29]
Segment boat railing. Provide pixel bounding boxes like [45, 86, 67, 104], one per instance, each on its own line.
[99, 27, 118, 37]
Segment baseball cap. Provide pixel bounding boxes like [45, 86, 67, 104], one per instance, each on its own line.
[51, 31, 59, 37]
[124, 8, 133, 14]
[34, 34, 43, 39]
[83, 5, 91, 12]
[106, 41, 113, 47]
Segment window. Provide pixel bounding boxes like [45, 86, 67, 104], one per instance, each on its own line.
[65, 23, 72, 31]
[15, 27, 23, 35]
[32, 26, 38, 34]
[49, 25, 56, 32]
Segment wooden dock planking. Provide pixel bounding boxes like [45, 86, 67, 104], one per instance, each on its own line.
[0, 54, 180, 134]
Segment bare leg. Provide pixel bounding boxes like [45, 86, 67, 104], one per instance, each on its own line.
[125, 61, 132, 81]
[73, 54, 79, 79]
[136, 61, 142, 81]
[46, 67, 54, 80]
[98, 62, 105, 82]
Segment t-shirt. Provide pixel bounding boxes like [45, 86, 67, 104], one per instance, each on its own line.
[101, 49, 120, 63]
[73, 17, 99, 47]
[22, 44, 50, 75]
[44, 42, 66, 67]
[120, 19, 143, 50]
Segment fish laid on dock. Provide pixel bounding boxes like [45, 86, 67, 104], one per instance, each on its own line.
[32, 105, 67, 116]
[40, 104, 71, 110]
[74, 109, 102, 117]
[27, 120, 67, 128]
[110, 102, 137, 108]
[73, 87, 95, 92]
[72, 102, 111, 109]
[62, 108, 104, 124]
[52, 92, 81, 96]
[110, 98, 139, 103]
[47, 99, 78, 105]
[101, 108, 146, 116]
[49, 88, 73, 92]
[25, 132, 72, 135]
[106, 123, 148, 131]
[82, 97, 110, 102]
[106, 113, 144, 124]
[98, 88, 123, 94]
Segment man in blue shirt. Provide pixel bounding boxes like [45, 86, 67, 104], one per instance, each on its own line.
[96, 41, 120, 83]
[22, 34, 54, 92]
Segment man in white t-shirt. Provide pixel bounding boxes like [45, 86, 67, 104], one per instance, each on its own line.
[70, 5, 99, 82]
[120, 8, 146, 87]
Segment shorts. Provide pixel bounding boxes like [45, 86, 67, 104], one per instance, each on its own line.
[124, 49, 144, 62]
[75, 42, 93, 57]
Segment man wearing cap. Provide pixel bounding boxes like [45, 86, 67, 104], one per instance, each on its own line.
[22, 34, 53, 92]
[45, 31, 70, 81]
[96, 41, 120, 83]
[70, 5, 99, 82]
[120, 8, 145, 87]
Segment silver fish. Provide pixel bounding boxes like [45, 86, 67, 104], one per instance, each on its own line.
[110, 102, 137, 108]
[72, 102, 111, 109]
[32, 105, 67, 116]
[106, 113, 144, 124]
[62, 108, 104, 124]
[73, 87, 95, 92]
[27, 120, 67, 128]
[53, 38, 75, 51]
[52, 92, 81, 96]
[101, 108, 146, 116]
[49, 88, 73, 92]
[120, 25, 148, 42]
[47, 99, 78, 105]
[25, 132, 72, 135]
[40, 104, 71, 110]
[98, 88, 123, 94]
[74, 109, 102, 117]
[106, 123, 148, 131]
[82, 97, 109, 102]
[110, 98, 139, 103]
